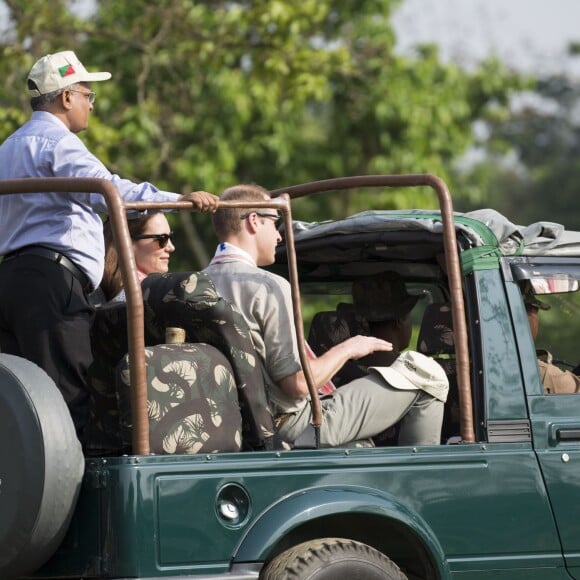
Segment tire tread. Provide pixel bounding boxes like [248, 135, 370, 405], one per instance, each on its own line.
[261, 538, 407, 579]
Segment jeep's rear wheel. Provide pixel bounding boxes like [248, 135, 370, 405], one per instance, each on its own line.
[260, 538, 408, 579]
[0, 354, 84, 580]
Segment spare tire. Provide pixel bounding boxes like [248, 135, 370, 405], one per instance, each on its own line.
[0, 354, 85, 580]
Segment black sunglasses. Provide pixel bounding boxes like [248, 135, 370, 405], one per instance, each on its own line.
[132, 232, 174, 248]
[240, 211, 281, 225]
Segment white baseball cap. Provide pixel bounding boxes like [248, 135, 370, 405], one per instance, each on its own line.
[369, 350, 449, 402]
[28, 50, 111, 97]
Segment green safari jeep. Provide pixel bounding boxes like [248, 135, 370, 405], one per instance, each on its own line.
[2, 174, 580, 579]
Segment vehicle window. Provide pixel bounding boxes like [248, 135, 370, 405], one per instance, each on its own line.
[300, 280, 446, 352]
[532, 291, 580, 368]
[521, 281, 580, 394]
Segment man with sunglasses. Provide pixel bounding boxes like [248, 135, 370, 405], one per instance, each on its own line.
[0, 50, 218, 438]
[204, 184, 447, 448]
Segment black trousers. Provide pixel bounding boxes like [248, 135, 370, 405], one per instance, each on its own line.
[0, 254, 94, 434]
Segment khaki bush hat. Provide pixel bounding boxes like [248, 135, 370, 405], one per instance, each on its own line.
[369, 351, 449, 402]
[352, 271, 419, 322]
[28, 50, 111, 97]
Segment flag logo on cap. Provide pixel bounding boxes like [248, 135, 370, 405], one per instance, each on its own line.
[58, 64, 76, 78]
[27, 50, 111, 97]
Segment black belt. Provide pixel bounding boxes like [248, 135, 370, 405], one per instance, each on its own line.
[3, 245, 93, 293]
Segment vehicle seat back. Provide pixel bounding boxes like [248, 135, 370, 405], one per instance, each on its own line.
[86, 271, 276, 454]
[307, 303, 370, 386]
[137, 271, 275, 450]
[417, 302, 459, 440]
[417, 302, 455, 357]
[86, 301, 133, 455]
[116, 343, 242, 454]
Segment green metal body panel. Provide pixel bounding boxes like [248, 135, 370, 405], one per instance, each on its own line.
[506, 266, 580, 580]
[474, 269, 530, 420]
[31, 442, 567, 579]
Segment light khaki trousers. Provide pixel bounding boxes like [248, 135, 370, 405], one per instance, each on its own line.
[279, 373, 444, 447]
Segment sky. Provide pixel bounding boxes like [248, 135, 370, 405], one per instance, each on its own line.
[393, 0, 580, 77]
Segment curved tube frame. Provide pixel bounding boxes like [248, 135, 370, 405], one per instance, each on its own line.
[0, 173, 474, 453]
[0, 178, 149, 452]
[270, 174, 475, 444]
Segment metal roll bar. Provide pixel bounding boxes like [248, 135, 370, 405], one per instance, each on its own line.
[123, 195, 316, 435]
[0, 178, 150, 453]
[0, 180, 301, 455]
[270, 174, 475, 444]
[0, 173, 475, 452]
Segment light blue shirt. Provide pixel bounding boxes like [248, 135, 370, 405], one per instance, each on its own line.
[0, 111, 180, 288]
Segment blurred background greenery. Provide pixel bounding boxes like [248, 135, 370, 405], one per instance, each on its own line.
[3, 0, 580, 357]
[0, 1, 579, 281]
[0, 1, 539, 263]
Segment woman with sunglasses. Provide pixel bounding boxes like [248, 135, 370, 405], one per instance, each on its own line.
[101, 211, 175, 302]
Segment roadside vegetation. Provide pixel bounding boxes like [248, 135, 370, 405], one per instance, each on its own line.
[0, 0, 540, 267]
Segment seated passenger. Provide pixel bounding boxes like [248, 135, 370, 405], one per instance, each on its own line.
[309, 272, 418, 386]
[351, 272, 422, 445]
[203, 184, 449, 447]
[100, 211, 175, 302]
[351, 271, 419, 369]
[523, 283, 580, 394]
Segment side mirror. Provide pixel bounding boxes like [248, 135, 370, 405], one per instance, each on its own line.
[529, 277, 579, 295]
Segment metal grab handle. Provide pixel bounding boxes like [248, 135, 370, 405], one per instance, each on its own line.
[557, 428, 580, 441]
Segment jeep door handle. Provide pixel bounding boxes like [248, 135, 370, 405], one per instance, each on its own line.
[556, 428, 580, 441]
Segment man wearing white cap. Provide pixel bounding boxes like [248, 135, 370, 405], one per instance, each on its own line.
[205, 184, 448, 447]
[0, 50, 218, 437]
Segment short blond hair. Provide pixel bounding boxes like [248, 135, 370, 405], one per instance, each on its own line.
[212, 184, 271, 240]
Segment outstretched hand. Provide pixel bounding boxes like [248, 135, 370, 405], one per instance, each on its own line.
[343, 335, 393, 360]
[180, 191, 219, 212]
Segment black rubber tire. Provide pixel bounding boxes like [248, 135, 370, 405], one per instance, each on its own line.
[0, 354, 85, 580]
[260, 538, 408, 580]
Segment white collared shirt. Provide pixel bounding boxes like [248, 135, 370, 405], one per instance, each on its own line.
[0, 111, 180, 288]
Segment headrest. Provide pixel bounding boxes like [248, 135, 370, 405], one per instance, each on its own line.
[417, 303, 454, 356]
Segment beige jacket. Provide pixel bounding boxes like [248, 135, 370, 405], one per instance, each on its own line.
[537, 349, 580, 394]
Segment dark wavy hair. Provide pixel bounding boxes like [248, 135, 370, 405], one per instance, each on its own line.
[101, 211, 162, 301]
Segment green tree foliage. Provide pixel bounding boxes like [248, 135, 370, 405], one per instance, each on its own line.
[457, 69, 580, 229]
[0, 0, 528, 268]
[451, 62, 580, 360]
